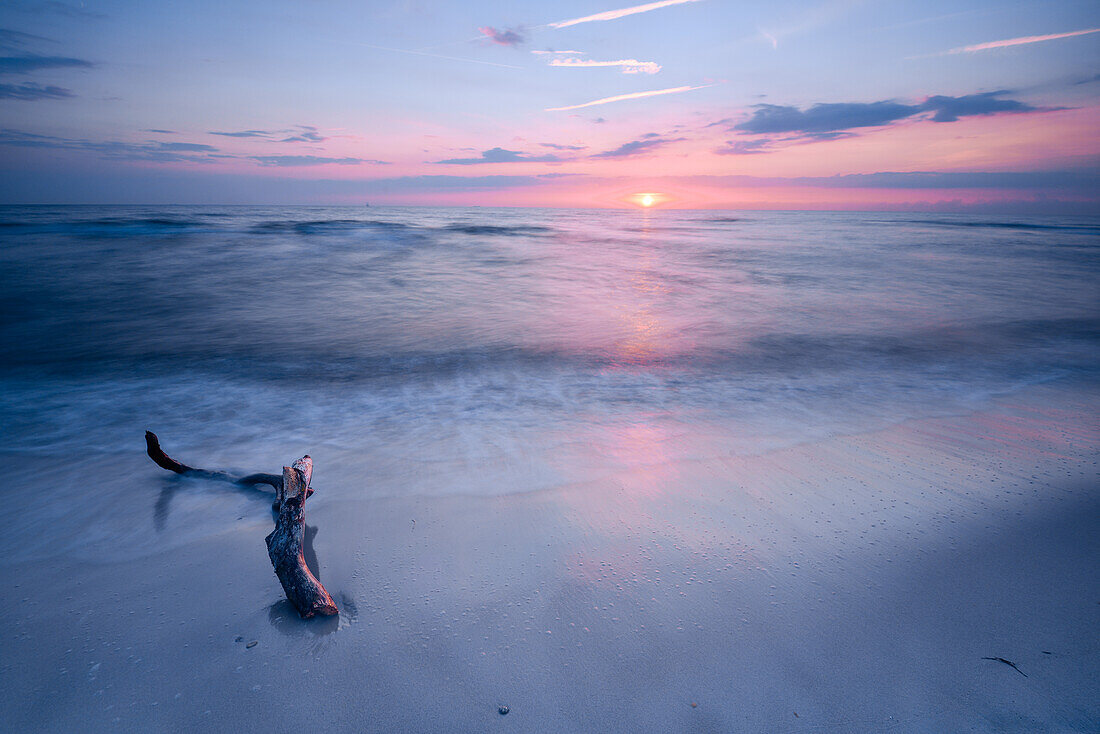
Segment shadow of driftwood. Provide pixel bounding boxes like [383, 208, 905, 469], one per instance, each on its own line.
[153, 473, 276, 531]
[268, 590, 358, 638]
[268, 598, 340, 636]
[303, 523, 320, 579]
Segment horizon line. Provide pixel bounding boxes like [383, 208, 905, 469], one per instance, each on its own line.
[2, 202, 1096, 215]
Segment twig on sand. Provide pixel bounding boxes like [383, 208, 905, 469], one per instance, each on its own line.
[982, 657, 1027, 677]
[144, 431, 336, 618]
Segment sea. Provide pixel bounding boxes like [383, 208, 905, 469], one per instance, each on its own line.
[1, 205, 1097, 560]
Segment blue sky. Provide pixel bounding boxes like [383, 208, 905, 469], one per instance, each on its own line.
[0, 0, 1097, 208]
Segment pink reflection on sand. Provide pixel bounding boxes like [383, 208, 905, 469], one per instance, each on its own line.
[551, 415, 767, 597]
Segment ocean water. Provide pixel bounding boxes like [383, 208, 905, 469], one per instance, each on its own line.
[1, 205, 1097, 560]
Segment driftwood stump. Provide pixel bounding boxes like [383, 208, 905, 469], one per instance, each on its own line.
[145, 432, 337, 618]
[266, 457, 338, 618]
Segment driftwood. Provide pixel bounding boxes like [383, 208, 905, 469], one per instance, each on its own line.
[145, 431, 336, 618]
[266, 458, 338, 618]
[145, 431, 311, 508]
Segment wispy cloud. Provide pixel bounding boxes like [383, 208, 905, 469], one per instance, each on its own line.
[0, 128, 391, 166]
[945, 27, 1100, 54]
[714, 139, 774, 155]
[0, 54, 93, 74]
[687, 169, 1100, 191]
[546, 84, 708, 111]
[0, 81, 72, 99]
[210, 130, 271, 138]
[713, 131, 853, 155]
[548, 57, 661, 74]
[550, 0, 703, 29]
[209, 125, 328, 143]
[439, 136, 682, 162]
[592, 136, 685, 158]
[337, 174, 571, 193]
[808, 170, 1100, 190]
[0, 129, 224, 160]
[433, 147, 561, 165]
[250, 155, 387, 167]
[0, 46, 92, 101]
[756, 0, 858, 50]
[479, 26, 525, 46]
[540, 142, 587, 150]
[278, 125, 327, 143]
[158, 142, 217, 152]
[0, 28, 53, 50]
[8, 1, 107, 20]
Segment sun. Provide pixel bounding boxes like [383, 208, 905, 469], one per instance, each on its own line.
[630, 192, 665, 208]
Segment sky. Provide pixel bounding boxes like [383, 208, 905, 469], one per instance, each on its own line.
[0, 0, 1098, 210]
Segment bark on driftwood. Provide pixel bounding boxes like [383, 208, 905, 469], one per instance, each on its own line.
[266, 458, 338, 618]
[144, 431, 336, 618]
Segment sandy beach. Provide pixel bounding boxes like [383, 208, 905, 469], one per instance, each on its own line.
[3, 380, 1096, 732]
[3, 0, 1100, 727]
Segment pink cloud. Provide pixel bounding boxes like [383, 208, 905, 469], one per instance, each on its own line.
[479, 26, 524, 46]
[548, 58, 661, 74]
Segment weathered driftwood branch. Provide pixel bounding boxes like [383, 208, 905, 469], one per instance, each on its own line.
[266, 458, 338, 618]
[145, 432, 336, 618]
[145, 430, 314, 508]
[145, 431, 283, 491]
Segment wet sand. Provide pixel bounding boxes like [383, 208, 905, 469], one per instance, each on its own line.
[1, 382, 1097, 732]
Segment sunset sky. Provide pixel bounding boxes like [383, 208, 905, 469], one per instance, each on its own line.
[1, 0, 1098, 209]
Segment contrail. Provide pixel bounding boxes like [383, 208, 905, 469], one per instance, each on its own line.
[546, 84, 709, 111]
[945, 27, 1100, 54]
[550, 0, 703, 29]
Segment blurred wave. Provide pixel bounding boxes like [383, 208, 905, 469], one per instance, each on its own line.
[1, 204, 1097, 452]
[892, 218, 1100, 232]
[1, 204, 1097, 561]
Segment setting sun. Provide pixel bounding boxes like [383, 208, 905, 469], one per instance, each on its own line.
[629, 192, 667, 208]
